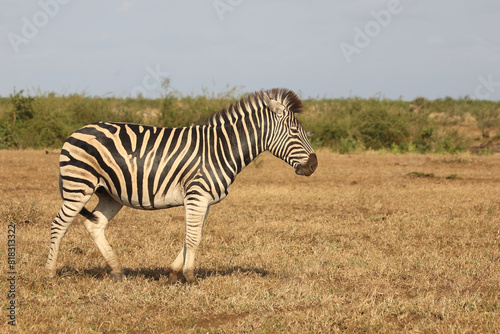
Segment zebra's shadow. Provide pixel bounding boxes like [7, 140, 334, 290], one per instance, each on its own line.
[74, 265, 270, 282]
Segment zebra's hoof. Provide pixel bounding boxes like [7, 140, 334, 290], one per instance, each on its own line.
[183, 270, 198, 285]
[168, 272, 178, 285]
[111, 273, 123, 282]
[46, 269, 57, 278]
[187, 278, 199, 285]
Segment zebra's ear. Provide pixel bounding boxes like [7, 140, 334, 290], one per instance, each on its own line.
[263, 92, 285, 117]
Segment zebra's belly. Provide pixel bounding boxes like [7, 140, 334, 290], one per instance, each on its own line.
[152, 184, 185, 209]
[106, 184, 186, 210]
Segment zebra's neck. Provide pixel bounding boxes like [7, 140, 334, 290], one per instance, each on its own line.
[205, 99, 271, 176]
[212, 108, 269, 176]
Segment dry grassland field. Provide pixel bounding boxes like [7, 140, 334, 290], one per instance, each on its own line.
[1, 149, 500, 333]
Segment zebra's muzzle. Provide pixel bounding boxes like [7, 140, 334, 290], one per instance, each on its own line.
[295, 153, 317, 176]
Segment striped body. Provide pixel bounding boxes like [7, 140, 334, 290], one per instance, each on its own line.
[46, 88, 317, 283]
[63, 122, 239, 210]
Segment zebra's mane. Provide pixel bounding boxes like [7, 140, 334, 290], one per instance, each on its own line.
[203, 88, 303, 125]
[260, 88, 303, 114]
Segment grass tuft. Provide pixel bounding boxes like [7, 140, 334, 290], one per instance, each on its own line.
[406, 171, 435, 178]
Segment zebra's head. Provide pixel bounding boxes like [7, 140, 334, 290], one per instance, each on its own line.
[263, 89, 317, 177]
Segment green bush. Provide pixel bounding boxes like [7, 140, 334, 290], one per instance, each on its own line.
[1, 89, 499, 153]
[10, 90, 34, 122]
[355, 107, 410, 150]
[0, 120, 17, 148]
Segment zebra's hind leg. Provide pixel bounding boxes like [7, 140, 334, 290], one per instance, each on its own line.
[45, 195, 92, 278]
[168, 198, 210, 284]
[82, 191, 124, 282]
[168, 247, 185, 284]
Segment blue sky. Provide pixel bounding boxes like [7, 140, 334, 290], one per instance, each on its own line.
[2, 0, 500, 100]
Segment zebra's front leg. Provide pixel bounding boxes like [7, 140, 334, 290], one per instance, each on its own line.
[169, 198, 210, 284]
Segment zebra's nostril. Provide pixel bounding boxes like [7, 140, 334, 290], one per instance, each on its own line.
[307, 153, 318, 174]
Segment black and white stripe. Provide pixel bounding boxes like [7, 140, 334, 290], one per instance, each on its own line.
[45, 88, 317, 283]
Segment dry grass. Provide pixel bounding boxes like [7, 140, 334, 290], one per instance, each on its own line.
[1, 149, 499, 333]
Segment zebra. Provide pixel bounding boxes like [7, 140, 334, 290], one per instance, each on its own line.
[45, 88, 318, 284]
